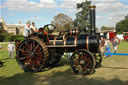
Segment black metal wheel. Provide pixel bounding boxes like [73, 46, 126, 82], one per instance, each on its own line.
[94, 53, 102, 68]
[47, 48, 62, 66]
[16, 37, 49, 72]
[70, 49, 95, 75]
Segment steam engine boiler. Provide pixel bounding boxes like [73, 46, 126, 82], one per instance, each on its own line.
[16, 5, 102, 75]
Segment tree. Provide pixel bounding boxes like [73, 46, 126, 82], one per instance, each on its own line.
[73, 1, 91, 33]
[96, 27, 99, 32]
[51, 13, 73, 31]
[125, 15, 128, 19]
[116, 15, 128, 33]
[101, 26, 115, 31]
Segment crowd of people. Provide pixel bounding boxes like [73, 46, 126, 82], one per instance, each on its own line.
[100, 37, 119, 57]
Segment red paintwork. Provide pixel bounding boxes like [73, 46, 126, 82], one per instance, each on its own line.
[109, 32, 116, 40]
[123, 36, 128, 40]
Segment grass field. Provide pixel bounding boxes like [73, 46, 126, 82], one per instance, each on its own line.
[0, 41, 128, 85]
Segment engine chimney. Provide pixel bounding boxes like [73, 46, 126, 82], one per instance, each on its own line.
[89, 5, 96, 35]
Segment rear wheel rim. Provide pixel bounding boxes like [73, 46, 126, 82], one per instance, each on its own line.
[94, 53, 102, 68]
[16, 37, 48, 72]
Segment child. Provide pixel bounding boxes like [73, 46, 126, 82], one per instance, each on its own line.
[105, 39, 112, 57]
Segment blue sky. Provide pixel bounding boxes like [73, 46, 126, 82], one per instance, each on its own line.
[0, 0, 128, 29]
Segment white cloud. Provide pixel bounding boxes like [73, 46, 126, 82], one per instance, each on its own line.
[93, 0, 128, 28]
[109, 11, 128, 18]
[96, 16, 104, 19]
[98, 2, 128, 14]
[60, 0, 85, 9]
[39, 0, 57, 8]
[30, 17, 44, 21]
[65, 8, 77, 14]
[1, 0, 57, 11]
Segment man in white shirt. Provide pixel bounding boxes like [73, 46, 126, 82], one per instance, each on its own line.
[30, 22, 38, 34]
[7, 41, 15, 59]
[23, 21, 31, 39]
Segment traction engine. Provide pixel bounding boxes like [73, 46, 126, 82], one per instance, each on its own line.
[15, 5, 102, 75]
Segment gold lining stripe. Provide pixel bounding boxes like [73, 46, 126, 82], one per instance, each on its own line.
[86, 36, 89, 50]
[74, 37, 77, 46]
[53, 37, 57, 46]
[70, 29, 72, 36]
[47, 45, 76, 47]
[64, 37, 67, 46]
[75, 36, 78, 50]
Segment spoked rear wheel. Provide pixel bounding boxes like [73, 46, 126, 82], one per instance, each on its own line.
[16, 37, 49, 72]
[70, 49, 95, 75]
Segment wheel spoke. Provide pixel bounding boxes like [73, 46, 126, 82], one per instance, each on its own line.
[36, 54, 44, 58]
[35, 60, 41, 66]
[24, 42, 30, 50]
[25, 58, 31, 63]
[33, 44, 40, 52]
[32, 60, 35, 68]
[30, 42, 33, 51]
[36, 57, 43, 61]
[19, 57, 27, 60]
[24, 46, 30, 52]
[19, 48, 27, 53]
[22, 53, 29, 56]
[74, 60, 79, 66]
[84, 66, 88, 70]
[29, 60, 33, 67]
[35, 51, 44, 55]
[32, 41, 35, 50]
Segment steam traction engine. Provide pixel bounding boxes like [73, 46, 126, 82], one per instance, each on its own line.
[16, 5, 102, 75]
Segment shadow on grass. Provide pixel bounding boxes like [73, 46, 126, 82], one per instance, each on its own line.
[0, 57, 9, 61]
[0, 68, 127, 85]
[0, 57, 127, 85]
[42, 57, 70, 71]
[102, 66, 128, 69]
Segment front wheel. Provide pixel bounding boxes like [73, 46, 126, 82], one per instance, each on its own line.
[94, 53, 102, 68]
[70, 49, 95, 75]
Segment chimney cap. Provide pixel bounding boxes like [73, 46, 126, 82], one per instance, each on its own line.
[89, 5, 96, 9]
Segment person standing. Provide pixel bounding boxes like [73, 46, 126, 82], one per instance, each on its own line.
[105, 39, 112, 57]
[30, 22, 38, 34]
[100, 37, 105, 56]
[7, 41, 15, 59]
[23, 21, 31, 39]
[104, 39, 107, 53]
[112, 39, 118, 53]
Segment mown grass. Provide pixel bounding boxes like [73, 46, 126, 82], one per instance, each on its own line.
[0, 41, 128, 85]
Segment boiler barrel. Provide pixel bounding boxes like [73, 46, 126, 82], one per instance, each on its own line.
[49, 34, 100, 53]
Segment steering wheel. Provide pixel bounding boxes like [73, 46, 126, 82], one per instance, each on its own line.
[43, 24, 57, 34]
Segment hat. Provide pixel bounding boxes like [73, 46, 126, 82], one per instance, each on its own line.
[26, 21, 30, 24]
[10, 41, 12, 43]
[32, 22, 35, 24]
